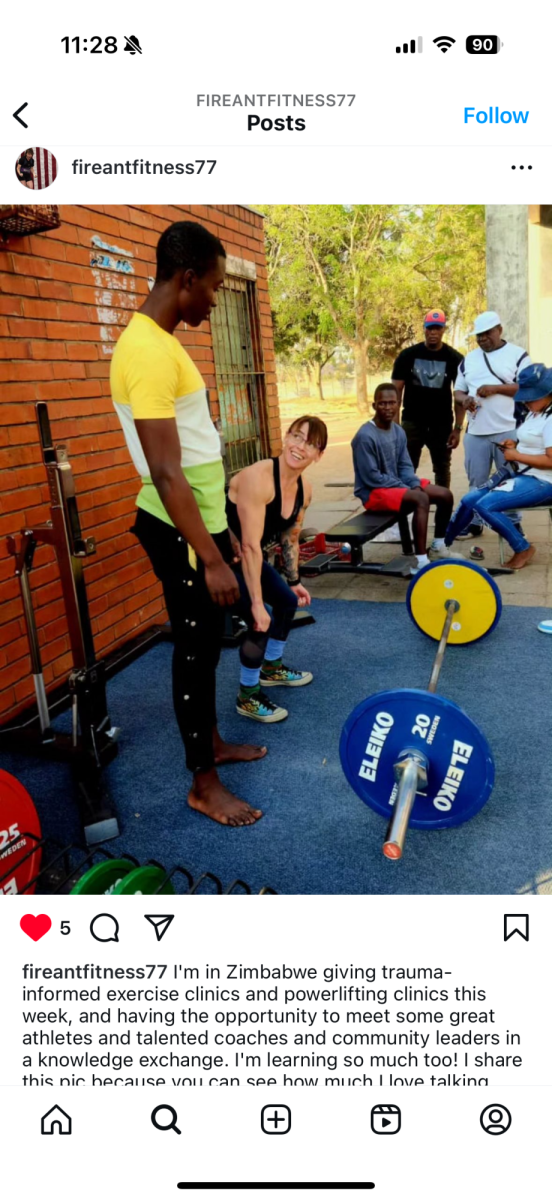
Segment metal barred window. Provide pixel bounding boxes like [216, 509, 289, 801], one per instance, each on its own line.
[210, 275, 270, 475]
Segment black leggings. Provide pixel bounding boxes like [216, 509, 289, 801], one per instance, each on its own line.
[235, 560, 298, 670]
[133, 508, 231, 774]
[134, 510, 301, 767]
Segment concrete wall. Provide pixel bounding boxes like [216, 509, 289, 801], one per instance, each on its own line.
[528, 214, 552, 363]
[486, 204, 552, 361]
[485, 206, 529, 347]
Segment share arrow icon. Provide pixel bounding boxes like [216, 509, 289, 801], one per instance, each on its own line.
[144, 914, 174, 942]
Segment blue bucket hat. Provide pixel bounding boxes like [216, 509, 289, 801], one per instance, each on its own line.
[516, 362, 552, 404]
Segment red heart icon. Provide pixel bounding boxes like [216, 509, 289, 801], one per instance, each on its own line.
[20, 914, 52, 942]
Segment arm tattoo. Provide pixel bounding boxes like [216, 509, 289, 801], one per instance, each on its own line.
[280, 523, 300, 582]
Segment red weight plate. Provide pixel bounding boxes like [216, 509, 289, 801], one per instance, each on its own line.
[0, 770, 42, 896]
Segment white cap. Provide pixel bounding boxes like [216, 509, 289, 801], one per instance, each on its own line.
[469, 310, 502, 336]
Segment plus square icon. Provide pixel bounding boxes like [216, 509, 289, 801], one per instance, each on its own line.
[261, 1104, 291, 1135]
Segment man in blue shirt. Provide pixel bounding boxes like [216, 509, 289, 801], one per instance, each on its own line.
[352, 384, 455, 574]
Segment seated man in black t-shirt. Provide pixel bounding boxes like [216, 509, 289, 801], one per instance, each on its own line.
[392, 310, 464, 490]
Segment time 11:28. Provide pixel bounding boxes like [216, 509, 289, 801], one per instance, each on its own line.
[61, 37, 118, 53]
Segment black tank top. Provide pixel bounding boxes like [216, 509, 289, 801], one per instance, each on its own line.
[226, 457, 304, 547]
[18, 155, 34, 178]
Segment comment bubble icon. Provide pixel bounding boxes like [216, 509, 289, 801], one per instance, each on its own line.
[90, 913, 120, 943]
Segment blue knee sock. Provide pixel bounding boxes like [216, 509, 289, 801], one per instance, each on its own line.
[240, 665, 260, 690]
[264, 638, 286, 663]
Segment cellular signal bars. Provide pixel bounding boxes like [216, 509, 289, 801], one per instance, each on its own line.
[396, 37, 423, 53]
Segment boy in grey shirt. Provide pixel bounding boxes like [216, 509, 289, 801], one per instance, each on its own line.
[352, 384, 455, 574]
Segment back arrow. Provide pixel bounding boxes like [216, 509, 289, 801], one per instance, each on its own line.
[13, 103, 29, 128]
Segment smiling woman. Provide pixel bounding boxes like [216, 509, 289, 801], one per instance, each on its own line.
[226, 415, 327, 722]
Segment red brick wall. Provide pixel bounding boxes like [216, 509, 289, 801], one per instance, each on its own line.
[0, 204, 280, 720]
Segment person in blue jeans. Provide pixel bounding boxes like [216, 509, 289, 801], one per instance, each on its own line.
[444, 363, 552, 570]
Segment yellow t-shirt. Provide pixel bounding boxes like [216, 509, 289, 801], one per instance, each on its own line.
[110, 311, 226, 532]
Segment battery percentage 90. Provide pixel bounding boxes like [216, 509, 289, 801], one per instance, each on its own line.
[466, 35, 502, 54]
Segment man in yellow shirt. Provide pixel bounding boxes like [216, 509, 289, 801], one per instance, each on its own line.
[111, 221, 264, 826]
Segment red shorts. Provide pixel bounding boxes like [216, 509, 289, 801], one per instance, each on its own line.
[364, 479, 431, 514]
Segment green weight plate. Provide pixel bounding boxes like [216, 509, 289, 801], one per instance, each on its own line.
[70, 860, 136, 895]
[112, 866, 175, 895]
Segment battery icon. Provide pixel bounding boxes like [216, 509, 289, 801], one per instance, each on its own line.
[466, 35, 502, 53]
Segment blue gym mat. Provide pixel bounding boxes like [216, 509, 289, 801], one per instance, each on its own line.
[2, 599, 551, 895]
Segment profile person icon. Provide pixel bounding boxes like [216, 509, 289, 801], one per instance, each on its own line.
[16, 148, 35, 189]
[480, 1104, 512, 1135]
[15, 146, 57, 190]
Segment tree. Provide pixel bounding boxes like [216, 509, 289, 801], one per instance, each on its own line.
[380, 205, 487, 352]
[272, 307, 336, 405]
[262, 205, 405, 411]
[264, 222, 338, 404]
[259, 205, 486, 411]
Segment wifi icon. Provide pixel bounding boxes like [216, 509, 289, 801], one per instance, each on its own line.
[433, 35, 456, 52]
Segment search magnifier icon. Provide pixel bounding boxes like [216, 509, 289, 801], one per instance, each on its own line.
[151, 1104, 181, 1134]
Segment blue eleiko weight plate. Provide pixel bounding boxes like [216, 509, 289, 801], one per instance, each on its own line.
[340, 688, 494, 829]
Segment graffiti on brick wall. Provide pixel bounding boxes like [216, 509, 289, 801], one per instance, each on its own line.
[90, 234, 134, 273]
[89, 234, 137, 355]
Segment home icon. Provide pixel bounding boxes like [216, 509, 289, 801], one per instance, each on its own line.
[41, 1105, 72, 1135]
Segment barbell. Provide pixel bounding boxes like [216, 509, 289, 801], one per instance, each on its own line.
[339, 560, 502, 860]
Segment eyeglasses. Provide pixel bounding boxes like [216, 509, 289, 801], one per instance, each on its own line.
[287, 431, 318, 450]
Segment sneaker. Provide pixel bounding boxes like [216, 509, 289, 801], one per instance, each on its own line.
[260, 663, 313, 687]
[429, 539, 466, 558]
[410, 560, 429, 576]
[456, 524, 483, 539]
[433, 545, 467, 561]
[470, 546, 485, 561]
[236, 690, 288, 722]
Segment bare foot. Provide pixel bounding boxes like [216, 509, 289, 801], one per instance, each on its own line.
[188, 768, 263, 827]
[505, 545, 536, 570]
[213, 734, 267, 766]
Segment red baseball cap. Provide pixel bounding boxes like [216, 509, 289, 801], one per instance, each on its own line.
[424, 309, 446, 327]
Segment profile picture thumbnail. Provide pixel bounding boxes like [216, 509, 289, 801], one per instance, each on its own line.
[15, 146, 57, 191]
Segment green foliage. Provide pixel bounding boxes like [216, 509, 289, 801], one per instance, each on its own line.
[258, 204, 486, 376]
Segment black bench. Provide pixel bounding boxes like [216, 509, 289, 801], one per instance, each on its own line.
[301, 508, 416, 578]
[302, 506, 515, 581]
